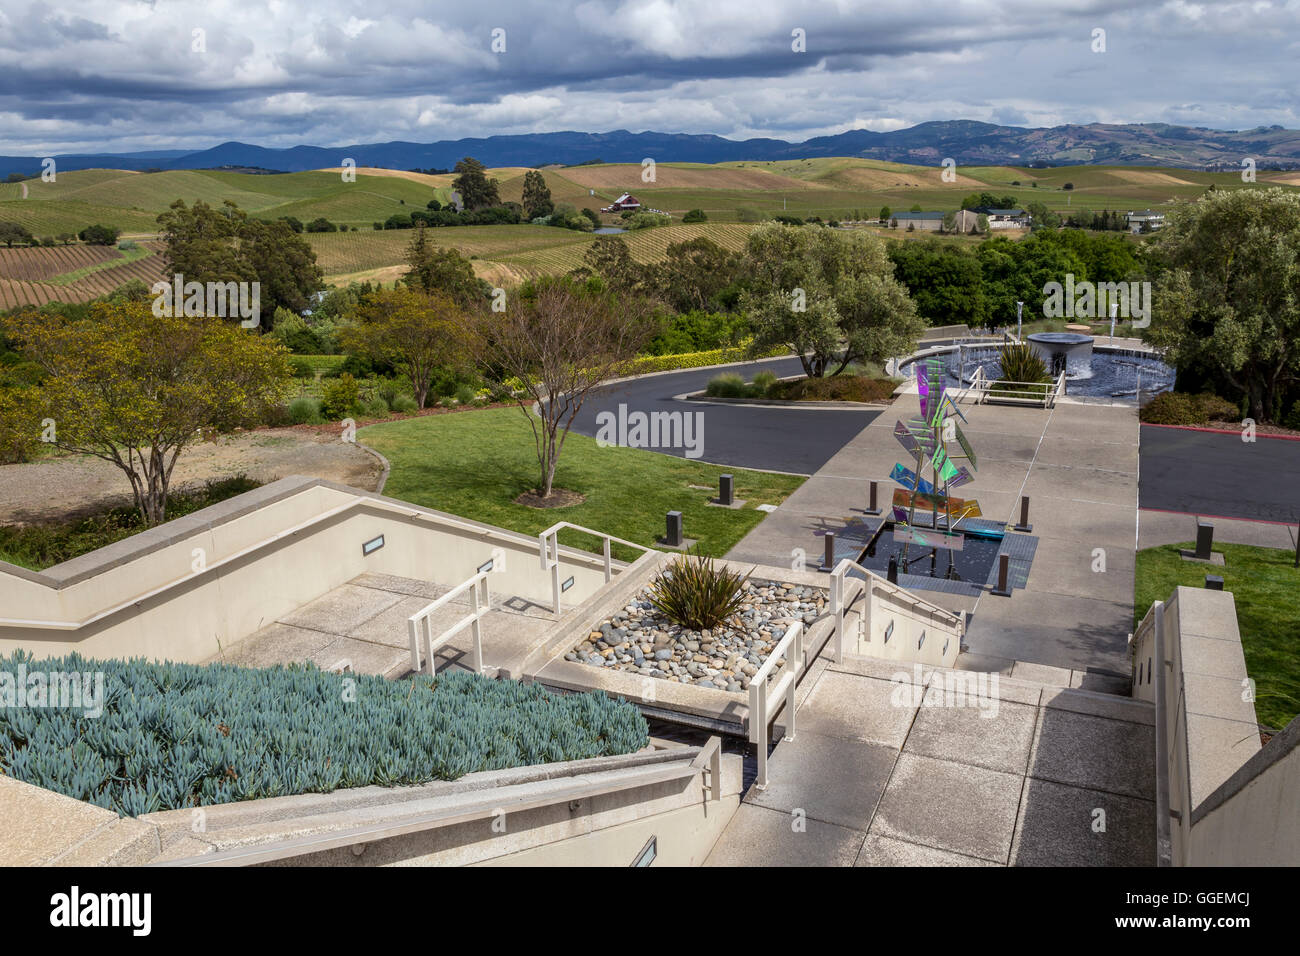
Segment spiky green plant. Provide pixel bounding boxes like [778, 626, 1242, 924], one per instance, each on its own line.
[646, 553, 750, 631]
[997, 342, 1050, 384]
[990, 341, 1052, 399]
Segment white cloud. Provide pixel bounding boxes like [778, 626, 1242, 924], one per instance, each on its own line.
[0, 0, 1297, 154]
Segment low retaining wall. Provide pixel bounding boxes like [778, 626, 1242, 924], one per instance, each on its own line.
[1131, 586, 1297, 865]
[0, 476, 615, 664]
[1, 743, 741, 867]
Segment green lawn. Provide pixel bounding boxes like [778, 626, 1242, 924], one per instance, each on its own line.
[358, 406, 805, 562]
[1135, 542, 1300, 731]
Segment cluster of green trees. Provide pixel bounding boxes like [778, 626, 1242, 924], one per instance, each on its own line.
[888, 229, 1146, 327]
[0, 222, 119, 247]
[961, 192, 1019, 211]
[1147, 187, 1300, 423]
[157, 199, 323, 318]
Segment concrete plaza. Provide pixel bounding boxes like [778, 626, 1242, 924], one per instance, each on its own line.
[727, 398, 1143, 676]
[705, 654, 1156, 866]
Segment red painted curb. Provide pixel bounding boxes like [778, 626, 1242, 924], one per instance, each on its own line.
[1140, 422, 1300, 442]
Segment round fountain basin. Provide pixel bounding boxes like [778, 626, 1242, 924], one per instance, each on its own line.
[1027, 332, 1094, 380]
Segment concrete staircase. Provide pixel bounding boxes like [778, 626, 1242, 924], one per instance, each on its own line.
[212, 571, 557, 679]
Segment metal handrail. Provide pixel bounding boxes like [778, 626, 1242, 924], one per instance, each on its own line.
[749, 621, 804, 790]
[981, 376, 1060, 408]
[538, 521, 658, 616]
[407, 570, 491, 676]
[961, 365, 987, 405]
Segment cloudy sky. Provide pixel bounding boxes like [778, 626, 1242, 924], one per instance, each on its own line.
[2, 0, 1298, 154]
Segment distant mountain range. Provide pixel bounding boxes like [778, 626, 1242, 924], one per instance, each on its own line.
[5, 121, 1300, 176]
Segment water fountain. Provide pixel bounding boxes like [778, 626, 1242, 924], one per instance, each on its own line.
[905, 334, 1174, 400]
[1027, 332, 1094, 379]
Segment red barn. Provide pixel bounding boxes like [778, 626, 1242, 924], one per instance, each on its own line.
[600, 193, 641, 213]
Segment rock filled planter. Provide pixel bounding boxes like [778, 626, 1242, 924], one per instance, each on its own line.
[565, 579, 827, 693]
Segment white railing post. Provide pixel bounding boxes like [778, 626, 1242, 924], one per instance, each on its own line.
[863, 574, 873, 648]
[602, 536, 612, 583]
[407, 617, 421, 673]
[408, 568, 496, 678]
[830, 561, 845, 663]
[753, 681, 769, 790]
[423, 614, 435, 676]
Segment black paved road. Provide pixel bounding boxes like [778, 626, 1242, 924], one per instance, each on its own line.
[569, 357, 878, 474]
[1139, 425, 1300, 524]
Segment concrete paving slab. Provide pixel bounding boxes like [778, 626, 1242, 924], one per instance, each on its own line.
[278, 583, 403, 635]
[903, 697, 1039, 775]
[1028, 707, 1154, 800]
[215, 622, 338, 668]
[1023, 499, 1137, 548]
[965, 591, 1133, 672]
[869, 752, 1025, 863]
[1138, 509, 1296, 550]
[1023, 463, 1140, 508]
[310, 636, 409, 676]
[349, 594, 444, 648]
[704, 804, 863, 867]
[855, 834, 999, 867]
[351, 572, 445, 599]
[1022, 546, 1134, 605]
[1182, 672, 1260, 726]
[1177, 633, 1250, 681]
[1185, 713, 1263, 806]
[1033, 439, 1138, 474]
[748, 731, 897, 831]
[797, 670, 920, 748]
[1174, 588, 1243, 643]
[1041, 687, 1153, 725]
[1008, 660, 1073, 687]
[1010, 778, 1155, 866]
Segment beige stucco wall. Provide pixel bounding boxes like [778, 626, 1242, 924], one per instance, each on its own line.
[0, 478, 613, 664]
[1131, 586, 1297, 866]
[855, 580, 963, 668]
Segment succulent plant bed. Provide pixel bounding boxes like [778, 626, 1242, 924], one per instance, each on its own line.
[0, 651, 649, 817]
[565, 578, 827, 693]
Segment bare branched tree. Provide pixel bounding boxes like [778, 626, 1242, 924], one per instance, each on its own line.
[461, 276, 656, 499]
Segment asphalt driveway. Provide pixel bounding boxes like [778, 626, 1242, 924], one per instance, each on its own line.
[568, 357, 880, 474]
[1139, 424, 1300, 524]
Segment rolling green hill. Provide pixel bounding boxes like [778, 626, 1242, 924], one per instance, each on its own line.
[4, 158, 1298, 305]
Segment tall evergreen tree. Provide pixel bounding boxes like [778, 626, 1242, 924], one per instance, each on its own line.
[452, 157, 501, 211]
[521, 170, 554, 220]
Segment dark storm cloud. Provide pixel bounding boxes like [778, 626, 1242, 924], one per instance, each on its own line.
[0, 0, 1296, 154]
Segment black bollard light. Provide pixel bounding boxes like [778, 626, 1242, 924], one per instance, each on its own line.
[719, 474, 734, 507]
[1205, 574, 1224, 591]
[665, 511, 683, 548]
[887, 554, 899, 584]
[865, 480, 881, 516]
[1195, 519, 1214, 561]
[991, 553, 1012, 596]
[823, 532, 836, 570]
[1014, 495, 1032, 532]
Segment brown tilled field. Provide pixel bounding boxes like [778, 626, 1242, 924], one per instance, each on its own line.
[554, 163, 813, 192]
[0, 243, 124, 281]
[815, 165, 987, 190]
[0, 242, 168, 308]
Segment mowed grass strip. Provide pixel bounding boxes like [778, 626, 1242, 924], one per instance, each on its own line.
[359, 406, 804, 561]
[1135, 541, 1300, 731]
